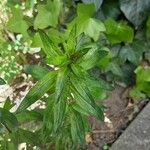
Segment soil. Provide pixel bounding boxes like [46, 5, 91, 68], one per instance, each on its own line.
[86, 86, 149, 150]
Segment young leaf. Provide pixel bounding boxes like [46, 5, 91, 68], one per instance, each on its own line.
[39, 30, 61, 57]
[104, 19, 134, 44]
[34, 0, 61, 29]
[64, 26, 77, 54]
[69, 4, 105, 40]
[7, 7, 29, 37]
[16, 71, 56, 113]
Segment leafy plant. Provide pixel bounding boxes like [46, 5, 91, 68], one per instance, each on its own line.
[1, 0, 150, 149]
[130, 66, 150, 98]
[15, 23, 110, 148]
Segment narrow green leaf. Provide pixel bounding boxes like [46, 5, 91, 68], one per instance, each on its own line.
[55, 69, 67, 102]
[23, 64, 49, 80]
[64, 26, 77, 53]
[16, 110, 43, 122]
[16, 71, 56, 113]
[0, 108, 18, 131]
[0, 78, 6, 85]
[16, 128, 40, 145]
[39, 30, 62, 57]
[71, 77, 104, 120]
[70, 109, 85, 146]
[3, 97, 13, 110]
[53, 97, 66, 133]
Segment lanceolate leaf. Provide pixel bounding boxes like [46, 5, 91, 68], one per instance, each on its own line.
[64, 26, 77, 53]
[16, 110, 43, 122]
[71, 77, 104, 120]
[0, 107, 18, 131]
[23, 64, 49, 80]
[55, 69, 67, 103]
[3, 97, 13, 110]
[17, 71, 56, 113]
[70, 109, 85, 146]
[146, 16, 150, 38]
[53, 97, 66, 133]
[39, 30, 62, 57]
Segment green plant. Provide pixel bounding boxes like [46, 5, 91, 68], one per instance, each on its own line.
[1, 0, 150, 149]
[130, 66, 150, 98]
[16, 24, 111, 148]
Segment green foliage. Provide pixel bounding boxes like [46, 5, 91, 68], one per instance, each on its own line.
[130, 66, 150, 98]
[34, 0, 62, 29]
[82, 0, 103, 10]
[146, 16, 150, 38]
[69, 4, 105, 41]
[120, 0, 150, 27]
[7, 7, 29, 37]
[104, 19, 134, 44]
[14, 24, 108, 148]
[1, 0, 150, 149]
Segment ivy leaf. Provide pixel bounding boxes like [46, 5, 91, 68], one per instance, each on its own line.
[104, 19, 134, 44]
[34, 0, 61, 29]
[119, 39, 147, 65]
[106, 62, 123, 77]
[7, 7, 29, 37]
[82, 0, 103, 11]
[120, 0, 150, 27]
[119, 45, 137, 64]
[16, 71, 56, 113]
[102, 0, 121, 19]
[69, 4, 105, 41]
[130, 66, 150, 98]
